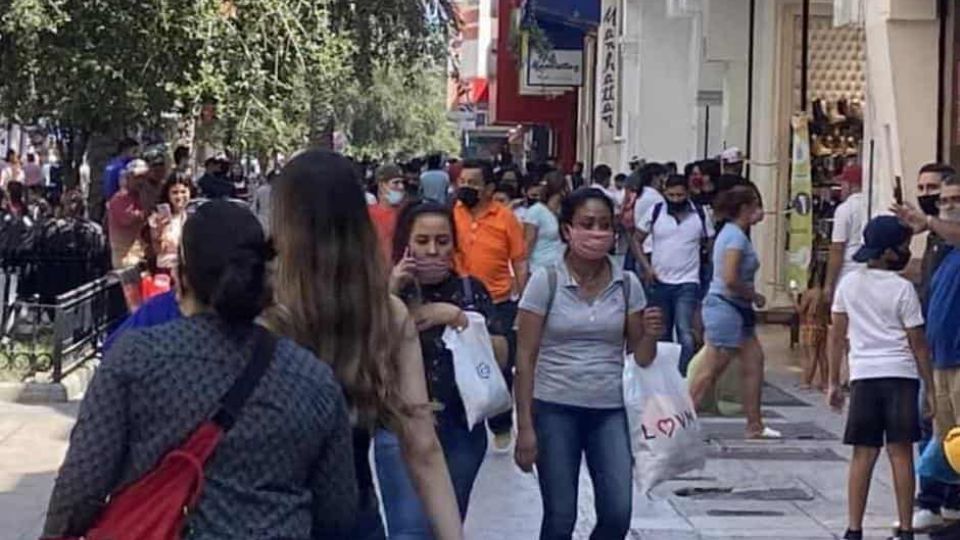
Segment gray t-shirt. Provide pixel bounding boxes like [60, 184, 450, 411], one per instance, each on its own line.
[519, 259, 646, 409]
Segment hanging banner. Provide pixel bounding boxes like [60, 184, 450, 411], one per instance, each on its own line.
[596, 0, 621, 145]
[787, 114, 814, 292]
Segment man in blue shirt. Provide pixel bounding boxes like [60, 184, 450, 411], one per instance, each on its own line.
[102, 290, 180, 353]
[102, 138, 139, 202]
[917, 174, 960, 533]
[419, 153, 450, 204]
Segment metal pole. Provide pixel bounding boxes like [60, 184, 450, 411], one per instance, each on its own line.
[937, 0, 948, 162]
[801, 0, 810, 112]
[868, 139, 875, 218]
[704, 106, 710, 159]
[746, 0, 756, 179]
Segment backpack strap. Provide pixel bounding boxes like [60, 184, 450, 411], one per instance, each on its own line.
[545, 264, 558, 318]
[694, 202, 708, 239]
[650, 202, 664, 230]
[212, 326, 277, 431]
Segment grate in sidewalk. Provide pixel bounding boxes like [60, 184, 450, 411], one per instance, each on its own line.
[674, 486, 814, 501]
[701, 421, 837, 441]
[761, 383, 811, 407]
[705, 509, 786, 517]
[706, 445, 844, 461]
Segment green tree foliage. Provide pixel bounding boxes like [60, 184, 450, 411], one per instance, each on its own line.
[0, 0, 457, 166]
[344, 63, 459, 159]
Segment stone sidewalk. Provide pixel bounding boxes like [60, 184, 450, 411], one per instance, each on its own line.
[0, 327, 939, 539]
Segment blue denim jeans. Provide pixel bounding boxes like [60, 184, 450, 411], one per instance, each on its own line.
[917, 383, 960, 513]
[650, 282, 700, 375]
[534, 400, 633, 540]
[374, 409, 488, 539]
[488, 300, 518, 435]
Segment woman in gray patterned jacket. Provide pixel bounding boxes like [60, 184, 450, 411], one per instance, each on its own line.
[41, 199, 357, 539]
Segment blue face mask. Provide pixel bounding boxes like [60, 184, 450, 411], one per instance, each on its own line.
[386, 189, 405, 206]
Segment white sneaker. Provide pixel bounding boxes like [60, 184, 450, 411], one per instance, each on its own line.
[747, 426, 783, 439]
[492, 431, 514, 454]
[942, 507, 960, 521]
[910, 508, 945, 531]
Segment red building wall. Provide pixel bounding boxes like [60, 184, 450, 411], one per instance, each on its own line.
[493, 0, 580, 171]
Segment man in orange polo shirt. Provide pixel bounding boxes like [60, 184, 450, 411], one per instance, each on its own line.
[453, 159, 527, 451]
[368, 163, 407, 264]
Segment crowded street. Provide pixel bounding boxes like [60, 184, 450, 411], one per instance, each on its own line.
[1, 1, 959, 540]
[0, 329, 941, 540]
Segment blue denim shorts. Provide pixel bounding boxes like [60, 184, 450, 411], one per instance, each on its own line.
[702, 293, 756, 349]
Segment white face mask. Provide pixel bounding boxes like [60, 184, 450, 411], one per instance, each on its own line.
[941, 207, 960, 223]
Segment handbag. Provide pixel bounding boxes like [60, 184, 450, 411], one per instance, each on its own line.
[48, 326, 277, 540]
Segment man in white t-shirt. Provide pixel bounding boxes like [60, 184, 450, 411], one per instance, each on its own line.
[636, 175, 714, 374]
[829, 215, 935, 540]
[827, 164, 866, 298]
[630, 163, 667, 274]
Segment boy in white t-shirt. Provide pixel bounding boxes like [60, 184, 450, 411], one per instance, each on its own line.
[829, 216, 935, 540]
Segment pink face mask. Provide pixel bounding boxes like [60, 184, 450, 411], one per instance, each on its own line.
[567, 227, 614, 261]
[414, 255, 451, 285]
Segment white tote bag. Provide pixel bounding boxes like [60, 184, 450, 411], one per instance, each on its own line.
[443, 311, 512, 429]
[623, 342, 706, 493]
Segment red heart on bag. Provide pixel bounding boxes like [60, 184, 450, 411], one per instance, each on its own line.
[657, 418, 676, 438]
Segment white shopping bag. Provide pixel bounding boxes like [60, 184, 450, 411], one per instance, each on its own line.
[442, 311, 512, 429]
[623, 342, 706, 493]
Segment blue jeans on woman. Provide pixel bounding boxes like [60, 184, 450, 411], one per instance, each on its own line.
[374, 408, 488, 539]
[534, 399, 633, 540]
[650, 282, 700, 376]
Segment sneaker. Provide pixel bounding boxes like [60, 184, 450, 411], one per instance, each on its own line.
[747, 426, 783, 439]
[942, 507, 960, 521]
[888, 530, 915, 540]
[843, 529, 863, 540]
[492, 431, 513, 454]
[912, 508, 945, 531]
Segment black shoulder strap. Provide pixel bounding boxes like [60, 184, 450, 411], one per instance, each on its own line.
[212, 326, 277, 431]
[694, 202, 708, 238]
[460, 276, 476, 310]
[651, 202, 664, 229]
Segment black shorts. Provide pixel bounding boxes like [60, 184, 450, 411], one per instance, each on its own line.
[843, 377, 921, 447]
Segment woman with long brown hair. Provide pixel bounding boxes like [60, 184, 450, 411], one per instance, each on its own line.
[268, 150, 462, 540]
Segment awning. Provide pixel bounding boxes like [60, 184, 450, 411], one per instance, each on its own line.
[526, 0, 600, 31]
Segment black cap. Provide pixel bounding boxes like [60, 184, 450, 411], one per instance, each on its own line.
[182, 200, 266, 278]
[852, 215, 912, 263]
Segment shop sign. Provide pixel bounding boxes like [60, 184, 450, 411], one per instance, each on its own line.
[787, 114, 814, 292]
[597, 0, 621, 144]
[527, 49, 583, 87]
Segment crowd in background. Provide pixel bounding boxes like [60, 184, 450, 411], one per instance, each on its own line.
[33, 131, 960, 540]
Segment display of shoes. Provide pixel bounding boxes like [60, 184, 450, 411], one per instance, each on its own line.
[813, 135, 834, 157]
[828, 100, 847, 124]
[812, 98, 829, 135]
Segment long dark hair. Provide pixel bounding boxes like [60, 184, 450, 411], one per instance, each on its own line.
[160, 173, 196, 208]
[392, 201, 457, 264]
[268, 149, 405, 427]
[180, 200, 272, 325]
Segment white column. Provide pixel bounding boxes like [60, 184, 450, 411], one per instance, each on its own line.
[861, 0, 938, 227]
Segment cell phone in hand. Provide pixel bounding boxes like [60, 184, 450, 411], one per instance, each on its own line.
[894, 176, 903, 206]
[157, 203, 172, 220]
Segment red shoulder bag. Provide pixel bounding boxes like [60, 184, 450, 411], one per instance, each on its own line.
[47, 327, 276, 540]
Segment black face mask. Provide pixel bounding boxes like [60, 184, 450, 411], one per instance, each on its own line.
[918, 194, 940, 216]
[693, 192, 715, 206]
[525, 197, 538, 207]
[457, 187, 480, 208]
[889, 247, 912, 272]
[667, 199, 689, 214]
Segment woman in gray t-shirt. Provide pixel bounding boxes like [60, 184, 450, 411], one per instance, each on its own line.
[513, 189, 663, 540]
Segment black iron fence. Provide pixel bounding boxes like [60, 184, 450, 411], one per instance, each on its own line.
[0, 265, 133, 383]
